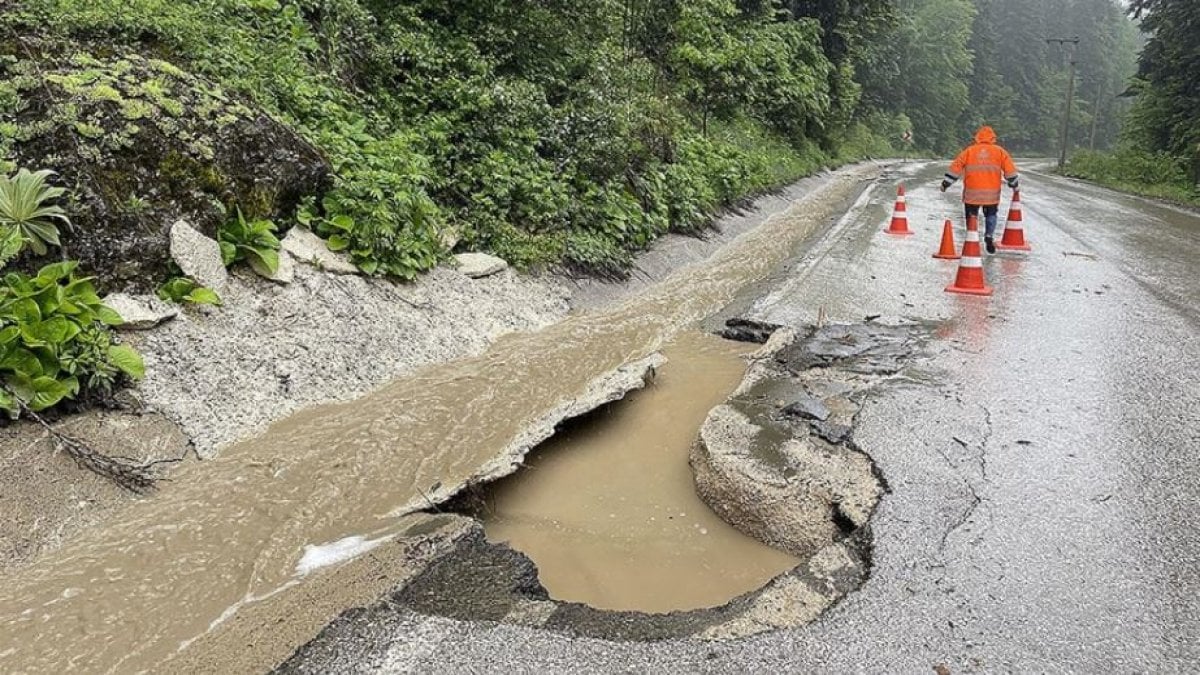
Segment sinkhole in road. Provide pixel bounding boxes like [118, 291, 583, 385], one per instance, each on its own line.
[469, 330, 800, 614]
[363, 323, 911, 643]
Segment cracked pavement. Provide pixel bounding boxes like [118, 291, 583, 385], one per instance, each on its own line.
[291, 163, 1200, 673]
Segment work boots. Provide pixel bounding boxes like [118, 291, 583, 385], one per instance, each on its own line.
[985, 236, 996, 254]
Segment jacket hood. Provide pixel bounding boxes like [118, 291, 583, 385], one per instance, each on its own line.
[975, 126, 998, 144]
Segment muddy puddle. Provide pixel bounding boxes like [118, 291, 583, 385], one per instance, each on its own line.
[478, 331, 798, 613]
[0, 167, 876, 674]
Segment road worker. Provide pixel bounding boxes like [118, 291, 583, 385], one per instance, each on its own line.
[941, 126, 1019, 253]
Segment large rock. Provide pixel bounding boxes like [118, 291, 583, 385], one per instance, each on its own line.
[280, 228, 358, 275]
[170, 220, 228, 293]
[101, 293, 179, 330]
[3, 50, 331, 292]
[454, 252, 509, 279]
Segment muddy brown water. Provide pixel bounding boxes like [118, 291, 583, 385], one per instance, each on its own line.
[0, 167, 875, 674]
[481, 331, 798, 613]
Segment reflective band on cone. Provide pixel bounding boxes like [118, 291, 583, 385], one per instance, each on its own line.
[997, 189, 1032, 252]
[885, 184, 914, 236]
[946, 215, 994, 296]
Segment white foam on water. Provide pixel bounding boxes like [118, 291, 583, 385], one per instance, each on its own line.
[178, 534, 393, 653]
[294, 535, 391, 576]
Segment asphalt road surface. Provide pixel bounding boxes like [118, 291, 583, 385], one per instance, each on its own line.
[293, 163, 1200, 673]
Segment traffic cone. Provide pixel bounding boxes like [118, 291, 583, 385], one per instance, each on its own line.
[945, 215, 993, 296]
[997, 190, 1031, 251]
[884, 184, 913, 236]
[932, 219, 960, 260]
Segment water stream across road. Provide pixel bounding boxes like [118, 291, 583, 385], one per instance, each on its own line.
[0, 166, 878, 674]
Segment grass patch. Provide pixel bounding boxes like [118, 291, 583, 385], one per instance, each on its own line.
[1063, 149, 1199, 207]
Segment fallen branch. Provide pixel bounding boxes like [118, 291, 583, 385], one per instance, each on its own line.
[15, 399, 179, 494]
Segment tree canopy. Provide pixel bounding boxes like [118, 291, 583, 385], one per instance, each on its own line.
[1124, 0, 1200, 181]
[2, 0, 1180, 285]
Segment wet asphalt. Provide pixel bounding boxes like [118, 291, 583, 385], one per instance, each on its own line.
[305, 163, 1200, 673]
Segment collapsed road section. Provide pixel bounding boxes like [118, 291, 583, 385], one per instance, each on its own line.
[275, 321, 927, 669]
[0, 165, 887, 675]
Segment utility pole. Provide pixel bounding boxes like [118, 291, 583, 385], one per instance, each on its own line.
[1047, 37, 1081, 170]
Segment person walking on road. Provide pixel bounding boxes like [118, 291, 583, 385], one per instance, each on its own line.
[941, 126, 1019, 253]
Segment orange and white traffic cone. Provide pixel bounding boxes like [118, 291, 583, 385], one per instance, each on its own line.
[945, 215, 993, 296]
[884, 184, 913, 236]
[933, 219, 960, 260]
[997, 189, 1032, 252]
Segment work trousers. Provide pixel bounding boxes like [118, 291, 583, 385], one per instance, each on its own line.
[965, 204, 1000, 238]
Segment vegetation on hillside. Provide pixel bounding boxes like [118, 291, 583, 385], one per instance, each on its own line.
[1, 0, 905, 281]
[1, 0, 1170, 290]
[1061, 0, 1199, 202]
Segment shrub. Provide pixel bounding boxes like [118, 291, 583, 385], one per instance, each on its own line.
[0, 167, 146, 418]
[3, 0, 891, 280]
[0, 261, 143, 417]
[1064, 148, 1198, 204]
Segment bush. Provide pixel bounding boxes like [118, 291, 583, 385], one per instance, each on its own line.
[1064, 148, 1198, 204]
[0, 167, 144, 419]
[0, 261, 144, 417]
[219, 209, 282, 278]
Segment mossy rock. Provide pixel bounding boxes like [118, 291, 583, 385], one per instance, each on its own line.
[0, 41, 331, 291]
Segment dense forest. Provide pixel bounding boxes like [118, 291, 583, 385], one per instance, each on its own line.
[1064, 0, 1199, 200]
[0, 0, 1153, 278]
[0, 0, 1194, 418]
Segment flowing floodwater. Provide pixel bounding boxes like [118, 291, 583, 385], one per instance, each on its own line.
[0, 168, 873, 674]
[481, 331, 798, 613]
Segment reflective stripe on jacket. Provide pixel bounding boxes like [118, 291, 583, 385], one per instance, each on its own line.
[946, 126, 1018, 206]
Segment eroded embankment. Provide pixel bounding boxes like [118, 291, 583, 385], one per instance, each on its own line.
[274, 321, 926, 663]
[0, 165, 881, 576]
[0, 164, 883, 674]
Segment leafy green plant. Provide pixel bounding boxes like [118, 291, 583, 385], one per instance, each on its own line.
[219, 208, 281, 277]
[156, 277, 222, 306]
[0, 168, 69, 262]
[0, 261, 144, 417]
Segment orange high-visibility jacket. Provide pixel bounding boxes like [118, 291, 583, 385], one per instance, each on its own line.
[946, 126, 1019, 206]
